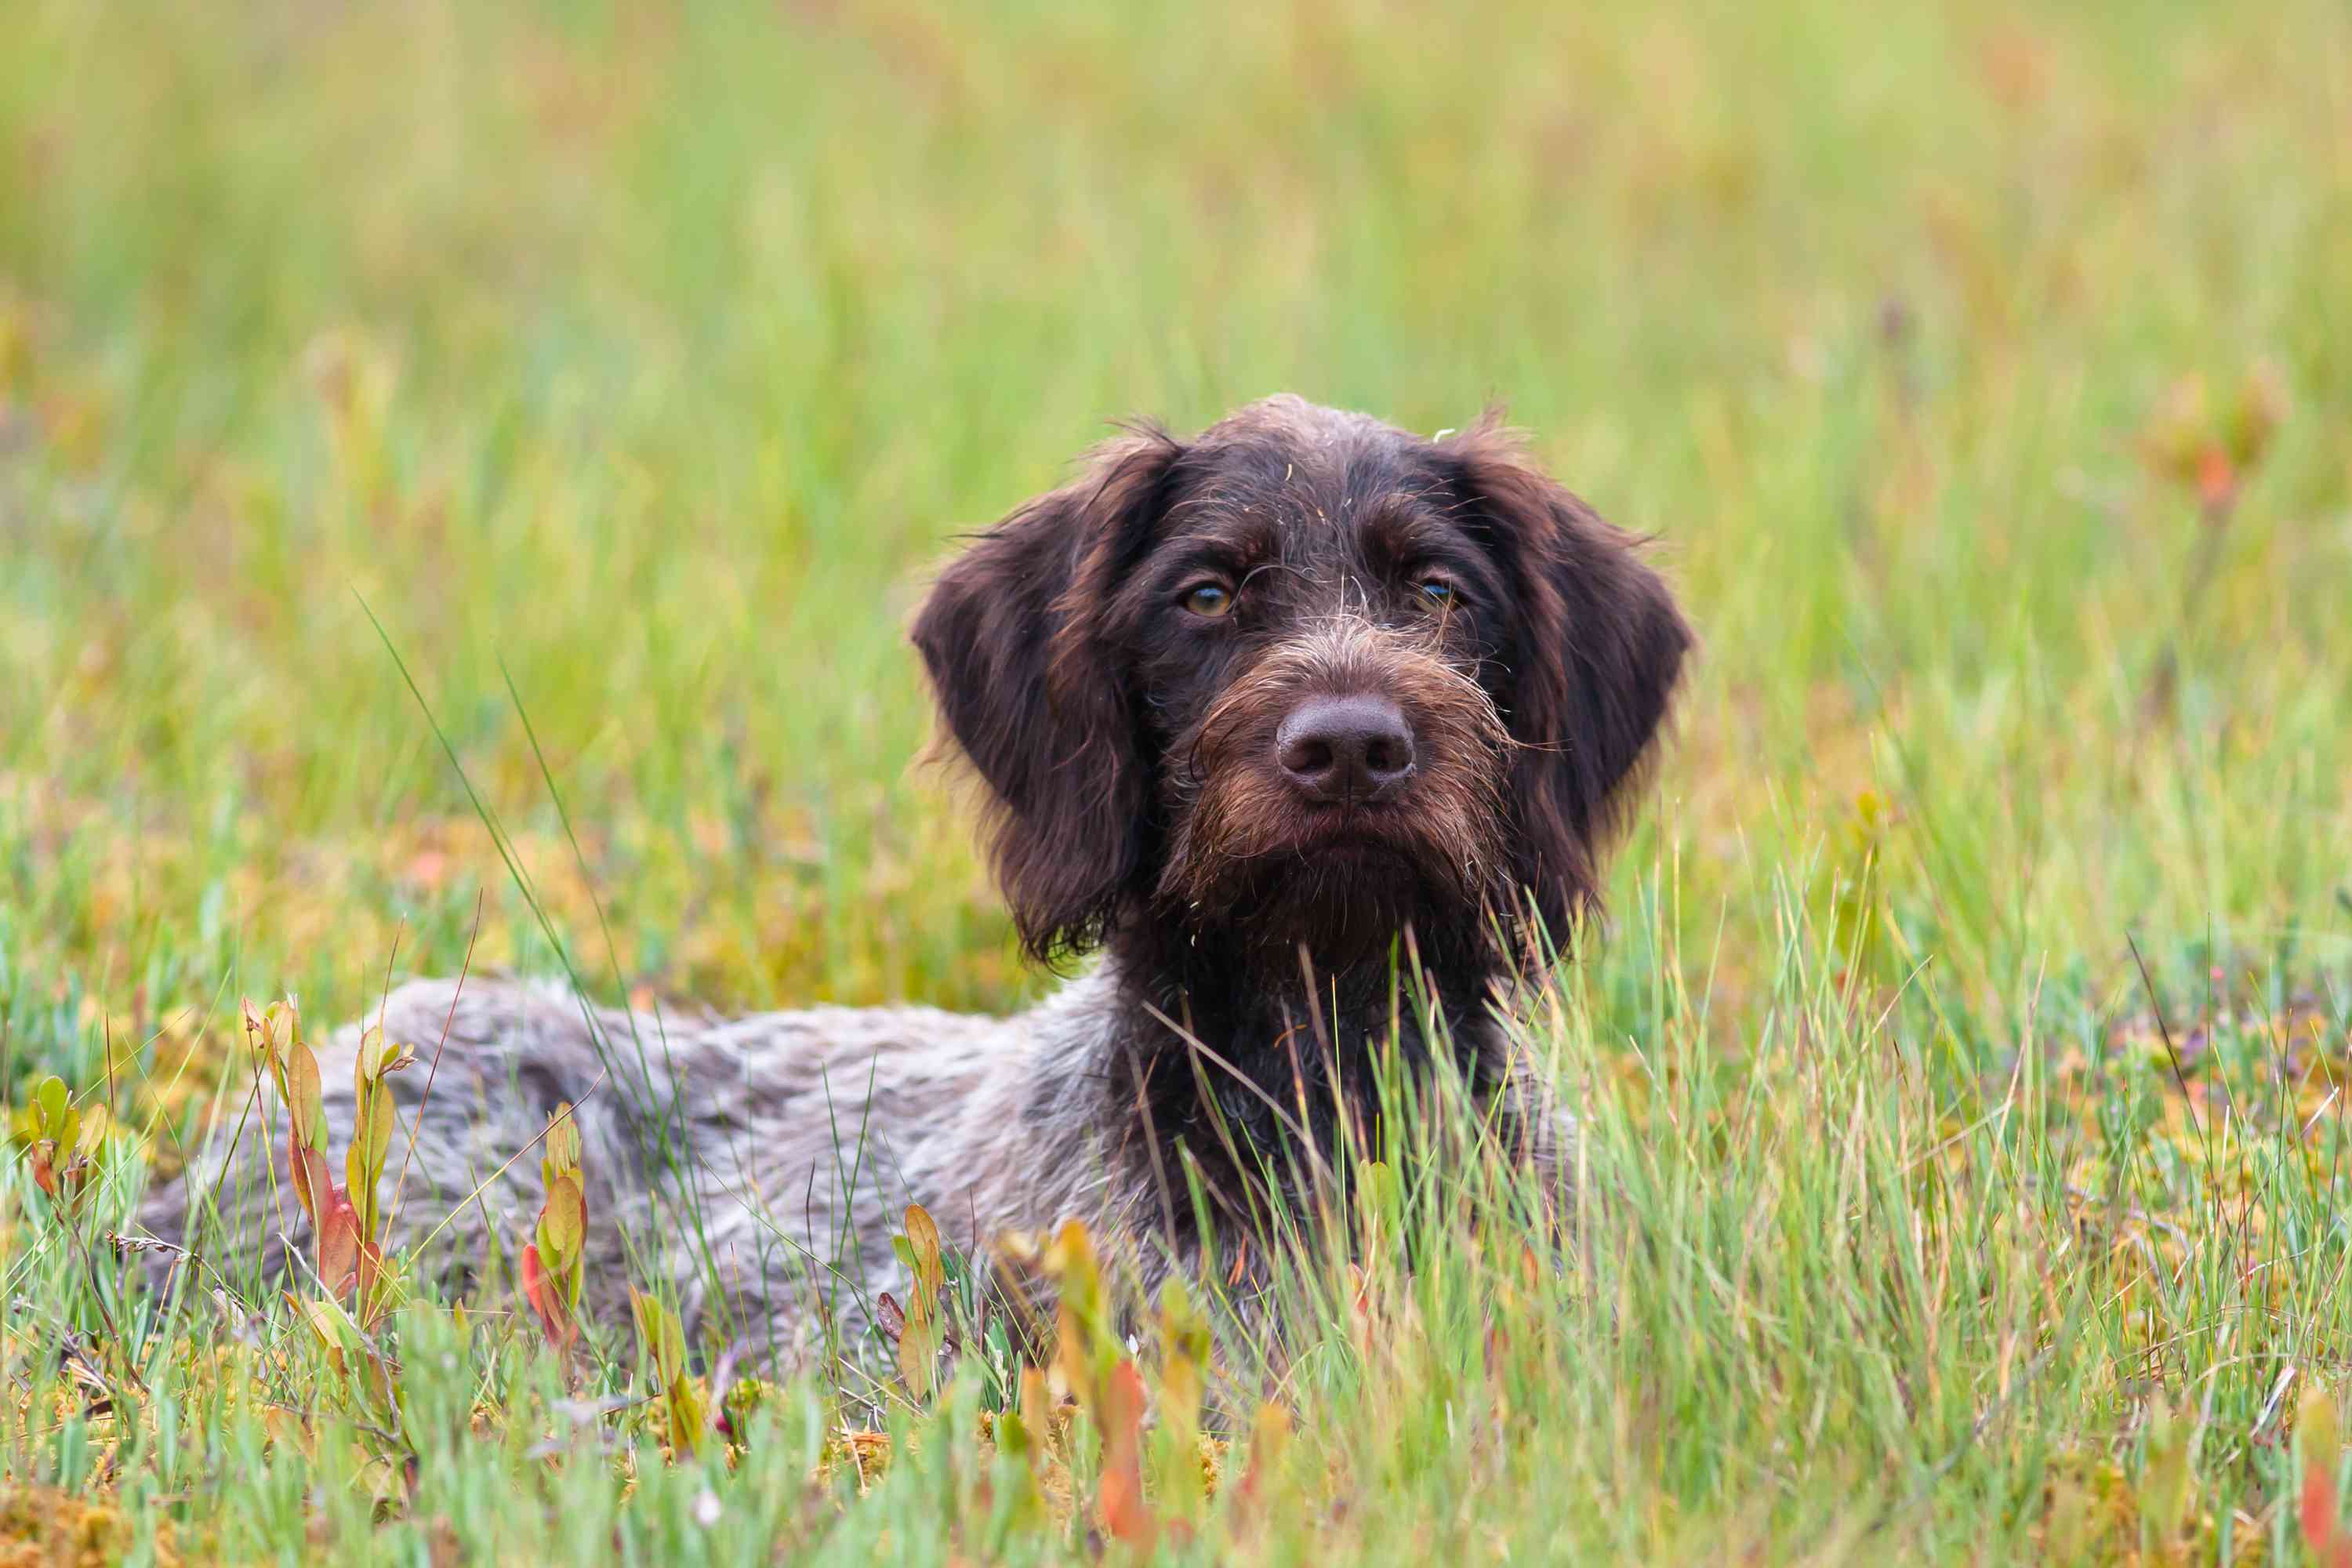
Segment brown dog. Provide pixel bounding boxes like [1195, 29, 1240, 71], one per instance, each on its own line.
[139, 397, 1690, 1363]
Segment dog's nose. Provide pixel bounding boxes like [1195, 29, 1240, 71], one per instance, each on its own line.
[1276, 695, 1417, 805]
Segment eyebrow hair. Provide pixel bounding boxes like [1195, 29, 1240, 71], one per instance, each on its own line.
[1356, 494, 1468, 557]
[1154, 503, 1281, 557]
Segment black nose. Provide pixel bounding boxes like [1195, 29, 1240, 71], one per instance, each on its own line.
[1276, 695, 1417, 805]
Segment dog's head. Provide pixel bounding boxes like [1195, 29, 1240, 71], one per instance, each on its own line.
[913, 396, 1690, 971]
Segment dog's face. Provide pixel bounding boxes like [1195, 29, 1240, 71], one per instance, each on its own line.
[914, 396, 1690, 970]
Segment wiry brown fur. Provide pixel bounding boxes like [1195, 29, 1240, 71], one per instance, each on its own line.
[137, 396, 1690, 1360]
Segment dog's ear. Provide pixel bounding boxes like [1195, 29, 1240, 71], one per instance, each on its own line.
[912, 430, 1184, 961]
[1443, 416, 1692, 942]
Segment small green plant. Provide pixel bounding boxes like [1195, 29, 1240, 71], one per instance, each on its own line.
[521, 1101, 588, 1355]
[1033, 1218, 1224, 1552]
[246, 997, 412, 1320]
[892, 1202, 946, 1399]
[2135, 361, 2293, 722]
[15, 1074, 108, 1215]
[632, 1289, 707, 1459]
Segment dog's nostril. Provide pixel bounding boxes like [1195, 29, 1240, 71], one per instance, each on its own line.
[1275, 695, 1417, 804]
[1279, 735, 1337, 779]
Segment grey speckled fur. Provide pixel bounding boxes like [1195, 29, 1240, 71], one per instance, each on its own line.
[137, 964, 1569, 1361]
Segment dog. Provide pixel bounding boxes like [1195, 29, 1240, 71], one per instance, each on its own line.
[137, 396, 1690, 1363]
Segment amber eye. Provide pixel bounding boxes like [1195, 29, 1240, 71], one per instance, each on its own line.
[1181, 583, 1234, 618]
[1416, 577, 1456, 608]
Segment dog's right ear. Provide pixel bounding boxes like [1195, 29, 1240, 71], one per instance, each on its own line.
[912, 430, 1183, 962]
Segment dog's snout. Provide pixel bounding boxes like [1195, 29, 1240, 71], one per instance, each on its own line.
[1276, 695, 1417, 805]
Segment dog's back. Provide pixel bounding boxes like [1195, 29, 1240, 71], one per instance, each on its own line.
[142, 975, 1123, 1357]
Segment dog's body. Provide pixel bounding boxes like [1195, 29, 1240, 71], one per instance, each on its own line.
[140, 397, 1687, 1356]
[143, 960, 1567, 1355]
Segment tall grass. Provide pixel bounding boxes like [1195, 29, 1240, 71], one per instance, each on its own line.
[4, 0, 2351, 1559]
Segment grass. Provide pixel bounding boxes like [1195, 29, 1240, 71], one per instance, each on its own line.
[4, 0, 2351, 1559]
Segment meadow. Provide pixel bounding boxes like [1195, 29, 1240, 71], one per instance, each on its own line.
[4, 0, 2351, 1560]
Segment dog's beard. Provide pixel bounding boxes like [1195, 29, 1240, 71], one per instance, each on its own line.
[1160, 834, 1487, 972]
[1155, 676, 1514, 973]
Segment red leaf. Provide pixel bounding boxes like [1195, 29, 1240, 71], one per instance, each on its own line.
[316, 1185, 361, 1300]
[286, 1131, 332, 1229]
[28, 1142, 60, 1199]
[2196, 445, 2236, 511]
[1096, 1359, 1157, 1553]
[2302, 1462, 2352, 1568]
[520, 1244, 577, 1350]
[2304, 1472, 2352, 1568]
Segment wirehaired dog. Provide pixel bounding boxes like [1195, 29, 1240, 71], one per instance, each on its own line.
[139, 396, 1690, 1359]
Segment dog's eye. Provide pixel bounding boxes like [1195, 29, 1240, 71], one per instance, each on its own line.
[1181, 583, 1234, 618]
[1416, 577, 1457, 608]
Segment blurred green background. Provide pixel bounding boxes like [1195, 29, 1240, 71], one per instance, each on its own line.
[2, 0, 2347, 1056]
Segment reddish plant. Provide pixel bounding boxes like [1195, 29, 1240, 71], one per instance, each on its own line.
[521, 1102, 587, 1353]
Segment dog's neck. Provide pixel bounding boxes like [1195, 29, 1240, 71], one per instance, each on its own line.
[1097, 912, 1517, 1231]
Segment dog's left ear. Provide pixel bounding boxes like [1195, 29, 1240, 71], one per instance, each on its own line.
[1443, 418, 1693, 940]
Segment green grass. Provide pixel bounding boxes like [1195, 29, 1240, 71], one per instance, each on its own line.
[5, 0, 2352, 1559]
